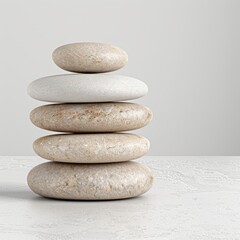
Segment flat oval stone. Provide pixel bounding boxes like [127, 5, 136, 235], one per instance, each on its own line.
[27, 161, 154, 200]
[52, 42, 128, 73]
[30, 102, 152, 132]
[27, 74, 148, 102]
[33, 133, 150, 163]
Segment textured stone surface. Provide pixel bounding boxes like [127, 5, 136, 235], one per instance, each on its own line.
[33, 133, 150, 163]
[30, 102, 152, 132]
[52, 42, 128, 73]
[27, 74, 147, 103]
[27, 161, 154, 200]
[3, 156, 240, 239]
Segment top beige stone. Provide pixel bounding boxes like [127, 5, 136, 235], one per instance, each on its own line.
[52, 42, 128, 73]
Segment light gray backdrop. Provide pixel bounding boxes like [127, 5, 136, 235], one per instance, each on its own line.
[0, 0, 239, 155]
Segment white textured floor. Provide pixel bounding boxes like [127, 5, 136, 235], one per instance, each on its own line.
[1, 156, 240, 240]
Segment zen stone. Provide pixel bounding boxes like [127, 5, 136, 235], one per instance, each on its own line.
[52, 42, 128, 73]
[33, 133, 150, 163]
[30, 102, 152, 132]
[27, 161, 154, 200]
[27, 74, 148, 102]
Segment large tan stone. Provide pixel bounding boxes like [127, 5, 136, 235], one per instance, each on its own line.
[27, 161, 154, 200]
[33, 133, 150, 163]
[30, 103, 153, 132]
[52, 42, 128, 73]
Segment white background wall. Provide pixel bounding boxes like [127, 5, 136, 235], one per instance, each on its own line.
[0, 0, 240, 155]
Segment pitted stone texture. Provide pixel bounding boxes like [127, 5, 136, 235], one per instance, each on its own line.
[30, 103, 153, 132]
[27, 161, 154, 200]
[33, 133, 150, 163]
[27, 74, 148, 103]
[52, 42, 128, 73]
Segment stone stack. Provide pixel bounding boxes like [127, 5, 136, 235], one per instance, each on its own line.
[27, 42, 154, 200]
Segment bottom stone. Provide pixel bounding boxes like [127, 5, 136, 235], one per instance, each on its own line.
[27, 161, 154, 200]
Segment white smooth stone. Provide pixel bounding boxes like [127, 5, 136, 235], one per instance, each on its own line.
[27, 74, 148, 102]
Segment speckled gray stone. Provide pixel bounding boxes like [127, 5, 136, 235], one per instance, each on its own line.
[33, 133, 150, 163]
[52, 42, 128, 73]
[27, 161, 154, 200]
[30, 102, 153, 132]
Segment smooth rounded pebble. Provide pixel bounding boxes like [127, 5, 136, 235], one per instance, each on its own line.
[33, 133, 150, 163]
[27, 161, 154, 200]
[30, 102, 153, 132]
[27, 74, 148, 103]
[52, 42, 128, 73]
